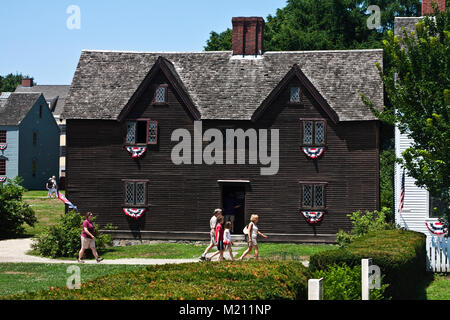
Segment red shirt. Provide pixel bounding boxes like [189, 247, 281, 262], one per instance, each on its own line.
[81, 219, 94, 238]
[215, 223, 224, 242]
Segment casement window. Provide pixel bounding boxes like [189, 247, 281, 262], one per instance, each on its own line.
[301, 119, 326, 146]
[33, 132, 37, 146]
[124, 180, 148, 206]
[290, 87, 301, 103]
[429, 195, 446, 218]
[32, 159, 37, 177]
[0, 130, 6, 143]
[153, 84, 168, 104]
[0, 159, 5, 175]
[301, 183, 326, 209]
[126, 120, 158, 145]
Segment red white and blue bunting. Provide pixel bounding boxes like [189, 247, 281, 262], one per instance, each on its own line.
[57, 191, 78, 211]
[0, 143, 7, 151]
[125, 146, 147, 158]
[425, 221, 448, 236]
[0, 177, 6, 183]
[302, 147, 324, 159]
[301, 211, 324, 224]
[123, 208, 146, 219]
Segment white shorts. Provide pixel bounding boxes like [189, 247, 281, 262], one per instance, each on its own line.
[81, 236, 96, 249]
[248, 238, 257, 247]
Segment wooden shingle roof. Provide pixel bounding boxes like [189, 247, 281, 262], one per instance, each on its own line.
[0, 92, 42, 126]
[63, 49, 384, 122]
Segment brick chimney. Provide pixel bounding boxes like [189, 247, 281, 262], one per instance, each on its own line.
[232, 17, 265, 56]
[21, 78, 33, 87]
[422, 0, 446, 15]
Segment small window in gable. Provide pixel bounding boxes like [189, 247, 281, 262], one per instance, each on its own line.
[301, 183, 326, 209]
[126, 120, 158, 145]
[154, 85, 168, 104]
[302, 119, 326, 146]
[290, 87, 301, 103]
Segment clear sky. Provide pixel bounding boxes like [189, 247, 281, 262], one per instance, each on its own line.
[0, 0, 286, 85]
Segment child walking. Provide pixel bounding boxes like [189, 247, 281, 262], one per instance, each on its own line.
[239, 214, 268, 261]
[214, 215, 225, 261]
[223, 221, 234, 260]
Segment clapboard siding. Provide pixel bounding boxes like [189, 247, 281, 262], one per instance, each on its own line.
[394, 126, 435, 236]
[66, 73, 379, 242]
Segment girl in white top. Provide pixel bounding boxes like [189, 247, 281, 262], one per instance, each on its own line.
[238, 214, 268, 261]
[223, 221, 234, 260]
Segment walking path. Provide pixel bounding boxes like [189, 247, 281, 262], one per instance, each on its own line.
[0, 238, 308, 266]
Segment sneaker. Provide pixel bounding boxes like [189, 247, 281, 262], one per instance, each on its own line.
[199, 255, 206, 261]
[96, 257, 104, 263]
[77, 259, 85, 263]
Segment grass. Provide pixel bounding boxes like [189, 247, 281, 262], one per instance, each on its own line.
[22, 190, 65, 237]
[3, 260, 311, 300]
[258, 243, 337, 261]
[0, 263, 145, 297]
[424, 274, 450, 300]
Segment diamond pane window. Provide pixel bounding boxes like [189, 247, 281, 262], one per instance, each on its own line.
[314, 185, 324, 207]
[0, 159, 5, 175]
[290, 87, 300, 103]
[0, 131, 6, 143]
[135, 183, 146, 205]
[155, 86, 166, 103]
[126, 122, 136, 144]
[303, 185, 313, 207]
[315, 121, 324, 145]
[125, 183, 135, 205]
[301, 183, 326, 209]
[124, 181, 147, 206]
[148, 121, 158, 145]
[303, 121, 313, 145]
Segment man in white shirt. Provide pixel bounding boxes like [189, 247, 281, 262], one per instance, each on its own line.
[199, 208, 222, 261]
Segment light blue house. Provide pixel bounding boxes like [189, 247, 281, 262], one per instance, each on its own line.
[0, 92, 59, 190]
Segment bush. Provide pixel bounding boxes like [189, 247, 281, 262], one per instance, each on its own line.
[0, 177, 36, 239]
[310, 229, 426, 300]
[336, 207, 395, 246]
[32, 210, 112, 258]
[9, 261, 311, 300]
[312, 264, 389, 300]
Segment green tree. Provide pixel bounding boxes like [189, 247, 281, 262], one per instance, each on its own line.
[204, 0, 420, 51]
[362, 7, 450, 221]
[0, 177, 37, 239]
[0, 73, 31, 92]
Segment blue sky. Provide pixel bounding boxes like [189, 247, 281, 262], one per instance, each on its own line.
[0, 0, 286, 85]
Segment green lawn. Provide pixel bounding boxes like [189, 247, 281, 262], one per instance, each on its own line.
[0, 263, 145, 297]
[23, 190, 65, 237]
[425, 274, 450, 300]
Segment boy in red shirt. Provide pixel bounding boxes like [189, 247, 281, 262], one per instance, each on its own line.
[215, 215, 225, 261]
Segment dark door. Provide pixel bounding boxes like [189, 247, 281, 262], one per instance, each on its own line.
[221, 185, 246, 234]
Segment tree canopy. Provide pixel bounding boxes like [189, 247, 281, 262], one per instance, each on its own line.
[204, 0, 421, 51]
[0, 73, 32, 93]
[362, 7, 450, 219]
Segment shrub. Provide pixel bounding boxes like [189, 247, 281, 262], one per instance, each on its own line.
[32, 210, 112, 258]
[312, 264, 389, 300]
[9, 261, 311, 300]
[310, 229, 426, 300]
[336, 207, 395, 246]
[0, 177, 36, 239]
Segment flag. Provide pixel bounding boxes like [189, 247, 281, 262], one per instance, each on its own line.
[58, 191, 78, 211]
[398, 169, 405, 215]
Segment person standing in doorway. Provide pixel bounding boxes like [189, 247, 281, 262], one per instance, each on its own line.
[223, 192, 241, 233]
[199, 208, 223, 261]
[78, 212, 103, 263]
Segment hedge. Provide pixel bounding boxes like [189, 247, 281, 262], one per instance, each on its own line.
[8, 261, 311, 300]
[309, 229, 426, 300]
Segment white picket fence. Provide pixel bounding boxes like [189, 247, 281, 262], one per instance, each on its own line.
[426, 236, 450, 273]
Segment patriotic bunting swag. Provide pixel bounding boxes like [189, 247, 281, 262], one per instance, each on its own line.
[302, 147, 324, 159]
[58, 192, 78, 211]
[0, 177, 6, 183]
[301, 211, 324, 224]
[425, 221, 448, 236]
[123, 208, 146, 219]
[126, 146, 147, 158]
[0, 143, 7, 150]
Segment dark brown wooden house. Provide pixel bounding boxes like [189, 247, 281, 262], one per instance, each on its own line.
[63, 17, 383, 242]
